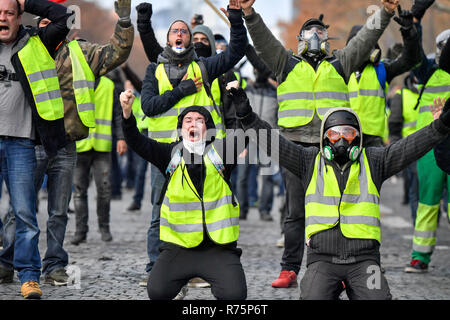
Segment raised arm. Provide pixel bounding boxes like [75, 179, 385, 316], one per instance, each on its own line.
[374, 98, 450, 182]
[230, 87, 316, 179]
[120, 89, 173, 172]
[201, 2, 248, 82]
[384, 6, 421, 83]
[241, 0, 291, 83]
[334, 1, 397, 79]
[136, 2, 163, 63]
[82, 0, 134, 78]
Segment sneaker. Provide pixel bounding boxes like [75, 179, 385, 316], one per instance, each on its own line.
[71, 233, 86, 245]
[271, 270, 297, 288]
[21, 281, 42, 299]
[276, 235, 285, 248]
[187, 277, 211, 288]
[139, 275, 149, 287]
[44, 268, 69, 286]
[0, 265, 14, 283]
[174, 286, 188, 300]
[404, 259, 428, 273]
[124, 202, 141, 214]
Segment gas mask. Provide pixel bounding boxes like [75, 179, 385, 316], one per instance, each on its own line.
[194, 42, 212, 58]
[297, 25, 330, 57]
[323, 125, 360, 165]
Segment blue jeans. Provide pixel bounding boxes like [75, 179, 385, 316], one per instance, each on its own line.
[132, 153, 148, 206]
[132, 130, 149, 206]
[0, 137, 40, 283]
[146, 164, 164, 273]
[34, 142, 77, 274]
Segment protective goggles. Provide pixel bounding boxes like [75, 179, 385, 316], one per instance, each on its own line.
[299, 25, 328, 41]
[325, 125, 359, 143]
[170, 28, 189, 35]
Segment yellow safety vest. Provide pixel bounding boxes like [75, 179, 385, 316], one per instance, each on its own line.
[18, 35, 64, 121]
[76, 77, 114, 152]
[67, 40, 96, 128]
[149, 62, 225, 143]
[277, 58, 350, 128]
[305, 150, 381, 242]
[396, 88, 419, 138]
[348, 64, 389, 138]
[131, 96, 148, 132]
[416, 68, 450, 130]
[160, 146, 240, 248]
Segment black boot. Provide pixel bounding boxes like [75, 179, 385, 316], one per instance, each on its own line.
[99, 227, 112, 242]
[71, 233, 86, 245]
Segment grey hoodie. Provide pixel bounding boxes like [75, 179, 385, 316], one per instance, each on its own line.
[192, 25, 217, 57]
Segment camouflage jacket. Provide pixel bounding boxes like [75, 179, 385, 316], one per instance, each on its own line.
[55, 22, 134, 141]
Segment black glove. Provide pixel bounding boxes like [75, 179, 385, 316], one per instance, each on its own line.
[411, 0, 435, 21]
[393, 5, 414, 31]
[177, 79, 197, 97]
[440, 98, 450, 127]
[228, 87, 252, 118]
[136, 2, 153, 23]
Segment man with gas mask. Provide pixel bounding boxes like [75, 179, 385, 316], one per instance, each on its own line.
[229, 84, 450, 299]
[136, 0, 248, 287]
[403, 0, 450, 273]
[239, 0, 400, 288]
[347, 5, 421, 148]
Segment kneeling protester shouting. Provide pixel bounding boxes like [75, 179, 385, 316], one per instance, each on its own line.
[120, 89, 247, 300]
[231, 86, 450, 300]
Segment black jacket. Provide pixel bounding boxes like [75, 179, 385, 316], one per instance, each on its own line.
[9, 0, 73, 157]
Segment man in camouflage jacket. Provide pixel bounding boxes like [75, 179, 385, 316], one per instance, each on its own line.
[33, 0, 133, 285]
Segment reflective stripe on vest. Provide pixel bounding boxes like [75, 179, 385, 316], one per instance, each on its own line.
[305, 150, 381, 242]
[76, 77, 114, 152]
[67, 40, 96, 128]
[131, 96, 148, 132]
[348, 64, 388, 138]
[149, 62, 226, 143]
[398, 88, 419, 138]
[277, 58, 350, 128]
[18, 35, 64, 121]
[416, 69, 450, 130]
[160, 146, 239, 248]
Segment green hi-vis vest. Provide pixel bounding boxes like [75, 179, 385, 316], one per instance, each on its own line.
[416, 68, 450, 130]
[160, 146, 240, 248]
[18, 35, 64, 121]
[348, 64, 389, 138]
[76, 77, 114, 153]
[277, 59, 350, 128]
[149, 62, 225, 143]
[396, 88, 419, 138]
[67, 40, 96, 128]
[305, 150, 381, 242]
[131, 96, 148, 132]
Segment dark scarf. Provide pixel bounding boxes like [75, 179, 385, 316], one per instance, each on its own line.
[160, 44, 197, 66]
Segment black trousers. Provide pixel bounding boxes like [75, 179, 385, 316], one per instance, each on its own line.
[300, 260, 392, 300]
[147, 242, 247, 300]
